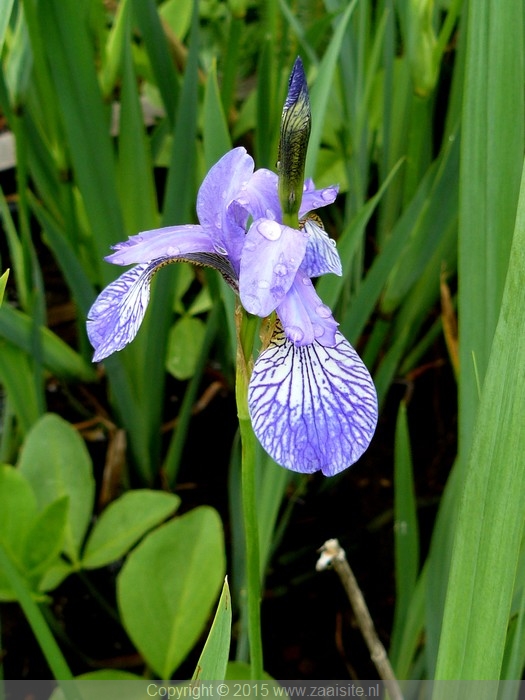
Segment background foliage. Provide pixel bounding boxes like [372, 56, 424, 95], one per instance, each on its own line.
[0, 0, 524, 690]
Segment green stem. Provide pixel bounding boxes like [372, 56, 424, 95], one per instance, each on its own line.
[236, 309, 264, 679]
[0, 544, 74, 683]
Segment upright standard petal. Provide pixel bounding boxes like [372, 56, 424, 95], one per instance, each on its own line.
[87, 262, 159, 361]
[236, 168, 280, 221]
[248, 324, 377, 476]
[197, 147, 254, 264]
[239, 218, 307, 316]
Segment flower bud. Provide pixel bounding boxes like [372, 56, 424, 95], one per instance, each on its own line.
[278, 57, 311, 218]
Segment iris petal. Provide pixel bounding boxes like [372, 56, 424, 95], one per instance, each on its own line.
[237, 168, 280, 221]
[299, 180, 339, 217]
[239, 218, 307, 317]
[276, 270, 338, 346]
[302, 218, 342, 277]
[106, 225, 214, 265]
[87, 262, 159, 361]
[197, 147, 254, 264]
[248, 324, 378, 475]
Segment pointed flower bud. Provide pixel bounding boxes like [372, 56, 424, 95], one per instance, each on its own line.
[278, 57, 311, 219]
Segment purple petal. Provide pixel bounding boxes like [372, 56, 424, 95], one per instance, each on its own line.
[106, 225, 214, 265]
[87, 262, 158, 361]
[197, 147, 254, 264]
[239, 218, 307, 317]
[302, 218, 342, 277]
[236, 167, 281, 221]
[248, 326, 378, 475]
[299, 179, 339, 218]
[276, 270, 338, 346]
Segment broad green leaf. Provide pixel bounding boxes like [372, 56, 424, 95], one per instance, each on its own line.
[118, 506, 225, 678]
[166, 316, 206, 380]
[23, 496, 69, 578]
[192, 578, 232, 681]
[457, 0, 524, 462]
[434, 159, 525, 685]
[18, 414, 95, 564]
[0, 465, 38, 597]
[81, 490, 180, 569]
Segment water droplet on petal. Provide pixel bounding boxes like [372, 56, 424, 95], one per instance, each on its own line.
[313, 324, 325, 338]
[287, 326, 304, 343]
[258, 220, 282, 241]
[215, 214, 222, 229]
[244, 240, 256, 251]
[329, 238, 337, 248]
[271, 285, 285, 298]
[244, 294, 261, 315]
[321, 189, 334, 201]
[258, 280, 270, 289]
[302, 276, 313, 286]
[166, 246, 180, 256]
[316, 304, 332, 319]
[214, 243, 228, 255]
[265, 208, 277, 221]
[274, 263, 288, 277]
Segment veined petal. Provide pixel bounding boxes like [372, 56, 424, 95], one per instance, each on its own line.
[302, 218, 342, 277]
[239, 218, 307, 317]
[236, 168, 281, 221]
[248, 325, 378, 476]
[87, 262, 158, 361]
[106, 225, 214, 265]
[197, 147, 254, 264]
[276, 270, 338, 346]
[299, 179, 339, 218]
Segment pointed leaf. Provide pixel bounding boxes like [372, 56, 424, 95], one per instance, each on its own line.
[118, 507, 225, 678]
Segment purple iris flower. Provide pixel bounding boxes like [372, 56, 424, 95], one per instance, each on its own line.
[87, 148, 342, 359]
[87, 60, 377, 476]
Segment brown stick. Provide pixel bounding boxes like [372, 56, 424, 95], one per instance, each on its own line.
[316, 539, 404, 700]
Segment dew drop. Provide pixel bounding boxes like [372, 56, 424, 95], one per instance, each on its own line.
[265, 208, 277, 221]
[258, 280, 270, 289]
[321, 189, 334, 201]
[316, 304, 332, 319]
[302, 276, 313, 286]
[329, 238, 337, 248]
[214, 243, 228, 255]
[166, 246, 180, 256]
[244, 240, 256, 251]
[258, 220, 282, 241]
[313, 324, 325, 338]
[287, 326, 304, 343]
[274, 263, 288, 277]
[243, 294, 261, 315]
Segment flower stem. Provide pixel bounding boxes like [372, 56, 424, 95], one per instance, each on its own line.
[236, 307, 264, 679]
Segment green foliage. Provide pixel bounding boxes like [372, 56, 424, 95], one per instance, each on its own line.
[0, 0, 524, 685]
[117, 507, 226, 678]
